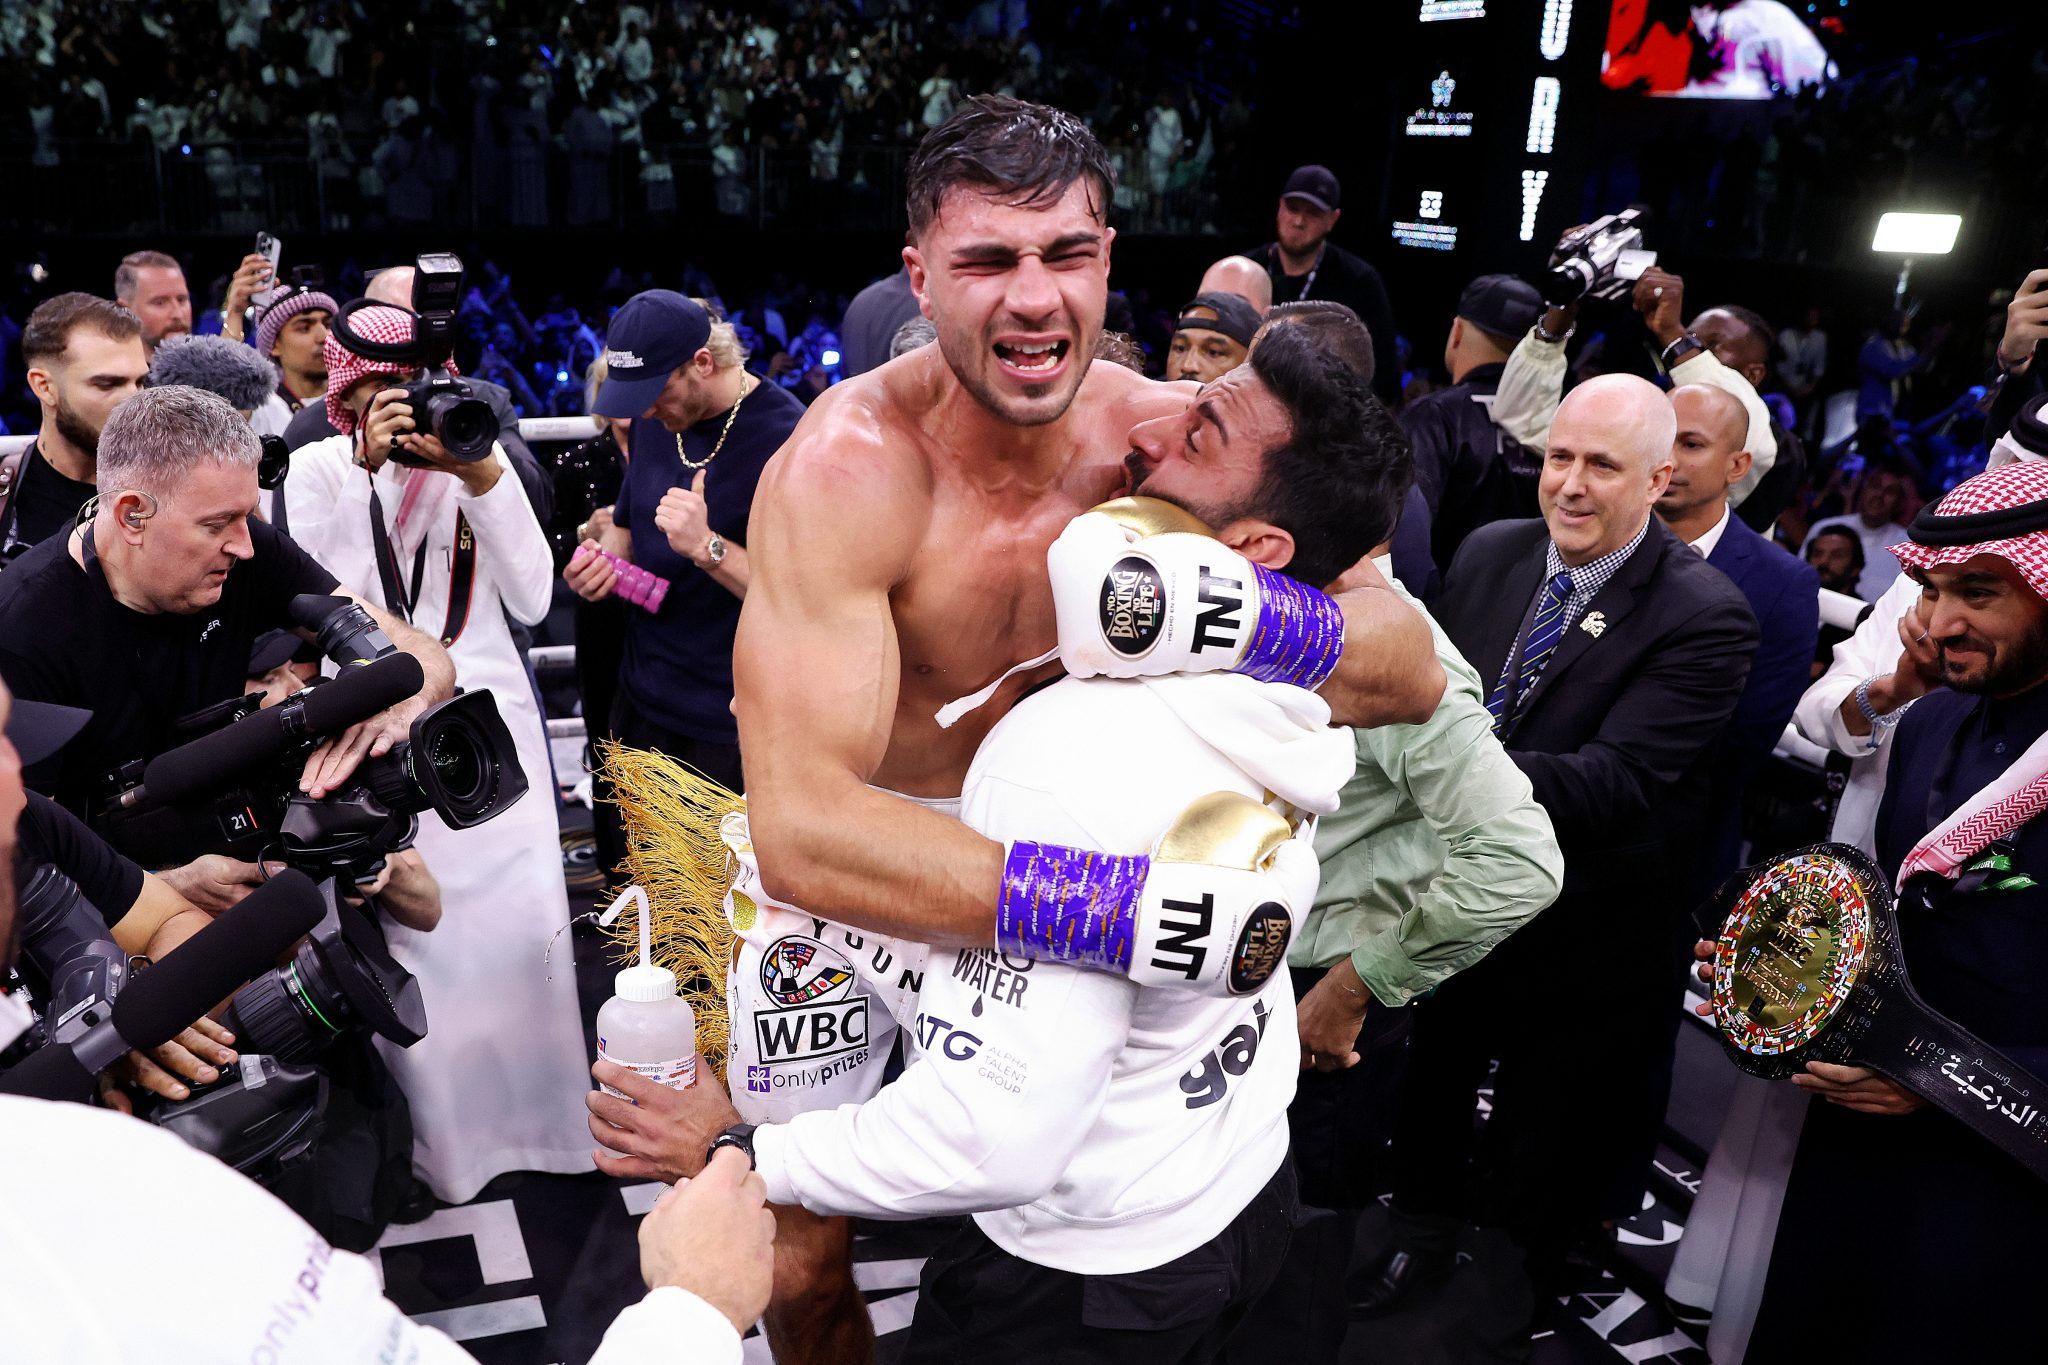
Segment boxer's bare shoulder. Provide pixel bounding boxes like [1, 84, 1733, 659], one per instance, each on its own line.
[741, 351, 1194, 795]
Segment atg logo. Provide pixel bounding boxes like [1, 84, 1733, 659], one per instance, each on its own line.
[760, 936, 855, 1007]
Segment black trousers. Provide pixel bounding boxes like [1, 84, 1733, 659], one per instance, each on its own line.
[1285, 966, 1416, 1210]
[1209, 971, 1416, 1364]
[902, 1159, 1298, 1365]
[1384, 935, 1679, 1270]
[592, 687, 744, 879]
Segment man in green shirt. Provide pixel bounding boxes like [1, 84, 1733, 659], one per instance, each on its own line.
[1211, 305, 1561, 1358]
[1291, 550, 1563, 1185]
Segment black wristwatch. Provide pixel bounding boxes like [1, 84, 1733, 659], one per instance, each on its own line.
[1661, 333, 1707, 370]
[706, 1122, 758, 1170]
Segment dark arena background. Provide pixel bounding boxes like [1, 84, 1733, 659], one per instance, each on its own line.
[2, 2, 2046, 1363]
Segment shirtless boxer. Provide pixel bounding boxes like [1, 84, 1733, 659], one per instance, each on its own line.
[592, 321, 1412, 1361]
[587, 96, 1442, 1362]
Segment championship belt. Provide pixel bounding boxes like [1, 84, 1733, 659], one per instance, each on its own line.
[1709, 842, 2048, 1181]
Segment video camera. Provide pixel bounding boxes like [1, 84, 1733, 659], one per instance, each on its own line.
[1541, 208, 1656, 307]
[331, 252, 499, 465]
[98, 593, 529, 881]
[6, 864, 335, 1182]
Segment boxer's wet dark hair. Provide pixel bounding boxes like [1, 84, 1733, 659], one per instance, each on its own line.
[1247, 322, 1412, 588]
[905, 95, 1115, 240]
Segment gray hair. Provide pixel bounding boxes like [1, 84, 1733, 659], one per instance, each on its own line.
[97, 385, 261, 498]
[148, 336, 279, 412]
[889, 315, 937, 358]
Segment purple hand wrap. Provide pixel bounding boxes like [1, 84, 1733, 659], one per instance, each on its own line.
[1235, 566, 1345, 688]
[996, 842, 1149, 973]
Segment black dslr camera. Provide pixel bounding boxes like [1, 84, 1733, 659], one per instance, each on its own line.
[333, 252, 499, 465]
[98, 594, 529, 880]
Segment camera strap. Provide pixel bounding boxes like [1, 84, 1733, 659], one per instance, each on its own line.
[365, 481, 477, 647]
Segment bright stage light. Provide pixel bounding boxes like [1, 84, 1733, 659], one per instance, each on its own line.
[1540, 0, 1573, 60]
[1519, 170, 1550, 242]
[1871, 212, 1961, 255]
[1525, 78, 1560, 153]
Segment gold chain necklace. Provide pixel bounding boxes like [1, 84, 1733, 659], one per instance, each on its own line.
[676, 374, 753, 472]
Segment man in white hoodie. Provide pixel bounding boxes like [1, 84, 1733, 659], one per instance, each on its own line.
[594, 324, 1410, 1359]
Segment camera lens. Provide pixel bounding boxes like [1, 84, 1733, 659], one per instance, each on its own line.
[425, 728, 486, 806]
[226, 908, 427, 1058]
[425, 392, 499, 462]
[227, 941, 355, 1061]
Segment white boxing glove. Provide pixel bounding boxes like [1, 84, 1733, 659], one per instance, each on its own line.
[1049, 497, 1345, 689]
[996, 791, 1316, 997]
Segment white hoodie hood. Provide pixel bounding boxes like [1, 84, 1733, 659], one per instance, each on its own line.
[1138, 673, 1355, 817]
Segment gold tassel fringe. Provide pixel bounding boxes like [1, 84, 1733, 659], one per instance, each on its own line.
[597, 739, 745, 1085]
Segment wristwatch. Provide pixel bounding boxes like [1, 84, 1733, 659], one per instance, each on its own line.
[706, 1122, 757, 1170]
[1661, 333, 1707, 370]
[703, 534, 727, 568]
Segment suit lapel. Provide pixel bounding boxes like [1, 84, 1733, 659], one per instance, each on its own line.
[1510, 520, 1671, 730]
[1707, 516, 1754, 587]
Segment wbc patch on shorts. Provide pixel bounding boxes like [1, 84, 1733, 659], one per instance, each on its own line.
[721, 809, 925, 1122]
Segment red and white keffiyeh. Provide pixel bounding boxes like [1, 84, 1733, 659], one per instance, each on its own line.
[1892, 462, 2048, 889]
[322, 305, 461, 567]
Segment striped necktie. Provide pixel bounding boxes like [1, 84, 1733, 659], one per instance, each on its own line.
[1487, 570, 1574, 734]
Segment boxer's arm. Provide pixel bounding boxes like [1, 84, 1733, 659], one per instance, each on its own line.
[1322, 565, 1447, 728]
[735, 423, 1006, 942]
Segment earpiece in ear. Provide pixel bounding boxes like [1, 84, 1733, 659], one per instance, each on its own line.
[125, 511, 144, 528]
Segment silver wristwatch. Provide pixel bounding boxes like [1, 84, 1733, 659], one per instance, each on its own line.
[703, 534, 727, 567]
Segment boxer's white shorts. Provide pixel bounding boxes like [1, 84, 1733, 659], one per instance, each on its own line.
[719, 800, 950, 1123]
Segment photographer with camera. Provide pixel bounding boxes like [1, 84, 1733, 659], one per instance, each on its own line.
[0, 384, 456, 910]
[281, 283, 591, 1203]
[0, 682, 778, 1364]
[4, 693, 240, 1110]
[283, 266, 552, 526]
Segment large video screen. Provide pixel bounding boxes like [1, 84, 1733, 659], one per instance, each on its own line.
[1601, 0, 1836, 99]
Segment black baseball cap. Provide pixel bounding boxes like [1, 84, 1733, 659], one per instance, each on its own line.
[5, 698, 90, 766]
[1456, 273, 1546, 340]
[247, 629, 309, 678]
[593, 291, 713, 420]
[1174, 292, 1264, 348]
[1281, 165, 1341, 213]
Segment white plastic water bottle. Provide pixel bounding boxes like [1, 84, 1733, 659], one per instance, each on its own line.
[595, 886, 698, 1100]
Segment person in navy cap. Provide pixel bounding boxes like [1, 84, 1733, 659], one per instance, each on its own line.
[1253, 165, 1401, 404]
[565, 291, 806, 846]
[1399, 272, 1549, 575]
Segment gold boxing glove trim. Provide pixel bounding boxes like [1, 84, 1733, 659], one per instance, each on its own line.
[1154, 791, 1294, 870]
[1090, 496, 1216, 540]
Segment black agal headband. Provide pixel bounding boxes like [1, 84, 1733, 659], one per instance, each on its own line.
[1908, 496, 2048, 548]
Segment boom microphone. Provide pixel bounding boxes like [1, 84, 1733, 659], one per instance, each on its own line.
[0, 871, 326, 1102]
[129, 653, 426, 806]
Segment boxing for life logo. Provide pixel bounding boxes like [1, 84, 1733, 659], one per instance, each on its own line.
[1101, 555, 1165, 658]
[1230, 903, 1292, 995]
